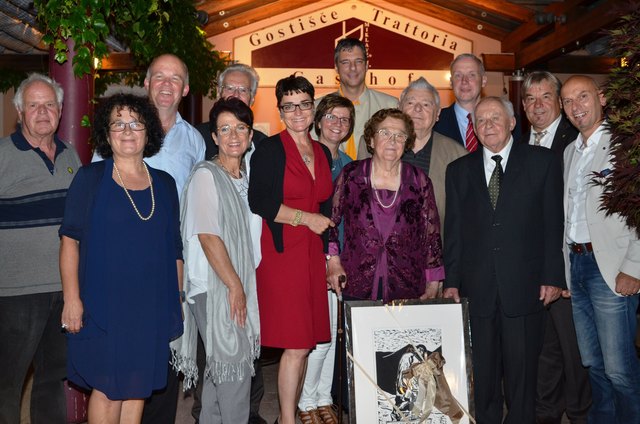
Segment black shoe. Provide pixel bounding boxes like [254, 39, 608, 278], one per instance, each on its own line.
[248, 415, 268, 424]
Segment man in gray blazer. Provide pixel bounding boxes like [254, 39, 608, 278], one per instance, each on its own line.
[561, 75, 640, 422]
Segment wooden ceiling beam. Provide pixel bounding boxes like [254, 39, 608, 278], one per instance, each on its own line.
[482, 53, 515, 72]
[203, 0, 318, 37]
[502, 0, 589, 53]
[514, 0, 624, 69]
[544, 55, 617, 75]
[201, 0, 278, 24]
[462, 0, 533, 23]
[381, 0, 508, 40]
[0, 53, 47, 71]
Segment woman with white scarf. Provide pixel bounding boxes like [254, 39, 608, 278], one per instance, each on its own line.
[171, 97, 260, 424]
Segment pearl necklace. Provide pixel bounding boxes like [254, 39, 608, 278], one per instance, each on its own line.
[370, 160, 400, 209]
[113, 161, 155, 221]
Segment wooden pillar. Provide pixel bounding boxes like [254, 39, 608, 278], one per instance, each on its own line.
[509, 70, 526, 139]
[49, 39, 94, 165]
[180, 91, 203, 125]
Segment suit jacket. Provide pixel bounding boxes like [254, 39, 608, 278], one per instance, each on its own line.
[427, 132, 468, 234]
[520, 115, 577, 158]
[435, 103, 524, 148]
[562, 126, 640, 294]
[444, 142, 565, 317]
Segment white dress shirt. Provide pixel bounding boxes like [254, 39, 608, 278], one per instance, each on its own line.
[483, 136, 514, 185]
[566, 123, 607, 243]
[528, 115, 562, 149]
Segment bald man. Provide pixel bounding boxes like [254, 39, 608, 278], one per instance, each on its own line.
[561, 75, 640, 422]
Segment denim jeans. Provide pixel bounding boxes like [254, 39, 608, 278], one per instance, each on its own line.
[0, 292, 67, 424]
[569, 251, 640, 424]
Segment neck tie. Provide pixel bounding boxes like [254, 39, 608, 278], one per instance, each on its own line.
[465, 113, 478, 152]
[533, 130, 548, 146]
[488, 155, 503, 209]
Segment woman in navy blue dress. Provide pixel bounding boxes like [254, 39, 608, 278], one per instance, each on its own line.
[59, 94, 183, 423]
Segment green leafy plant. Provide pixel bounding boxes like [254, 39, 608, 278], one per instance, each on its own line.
[34, 0, 225, 97]
[600, 3, 640, 236]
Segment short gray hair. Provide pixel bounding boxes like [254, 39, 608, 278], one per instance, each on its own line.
[217, 63, 260, 99]
[399, 77, 440, 110]
[13, 73, 64, 111]
[450, 53, 485, 75]
[474, 96, 514, 127]
[522, 71, 562, 97]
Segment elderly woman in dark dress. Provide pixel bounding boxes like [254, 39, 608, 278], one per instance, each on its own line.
[60, 94, 183, 423]
[249, 75, 334, 424]
[326, 108, 444, 302]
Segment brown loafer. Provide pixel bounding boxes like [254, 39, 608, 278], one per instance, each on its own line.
[317, 405, 339, 424]
[298, 408, 323, 424]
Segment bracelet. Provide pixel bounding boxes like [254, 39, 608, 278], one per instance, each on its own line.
[291, 209, 303, 226]
[179, 290, 186, 303]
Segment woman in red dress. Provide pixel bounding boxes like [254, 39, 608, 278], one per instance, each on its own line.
[249, 75, 334, 424]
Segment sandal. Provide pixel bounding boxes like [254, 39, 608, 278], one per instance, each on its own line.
[317, 405, 339, 424]
[298, 408, 323, 424]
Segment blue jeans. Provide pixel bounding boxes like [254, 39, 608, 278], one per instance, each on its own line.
[0, 292, 67, 424]
[569, 251, 640, 423]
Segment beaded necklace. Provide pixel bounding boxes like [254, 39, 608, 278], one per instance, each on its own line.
[113, 161, 155, 221]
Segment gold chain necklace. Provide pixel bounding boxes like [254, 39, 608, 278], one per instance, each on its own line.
[113, 161, 155, 221]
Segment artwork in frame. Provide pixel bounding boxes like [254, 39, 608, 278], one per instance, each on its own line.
[345, 299, 474, 424]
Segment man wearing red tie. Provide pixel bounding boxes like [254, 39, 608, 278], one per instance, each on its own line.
[434, 54, 521, 151]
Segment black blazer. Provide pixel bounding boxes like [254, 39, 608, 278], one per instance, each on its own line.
[443, 142, 565, 317]
[248, 133, 332, 253]
[518, 116, 578, 158]
[435, 104, 524, 148]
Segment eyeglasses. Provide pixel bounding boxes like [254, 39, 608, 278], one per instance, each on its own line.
[221, 85, 250, 96]
[217, 123, 251, 136]
[376, 128, 408, 144]
[109, 121, 146, 132]
[279, 101, 314, 113]
[323, 113, 351, 126]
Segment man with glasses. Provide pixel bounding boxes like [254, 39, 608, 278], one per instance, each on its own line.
[197, 63, 268, 161]
[321, 38, 397, 160]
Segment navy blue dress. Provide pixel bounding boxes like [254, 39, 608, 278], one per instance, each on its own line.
[60, 159, 183, 400]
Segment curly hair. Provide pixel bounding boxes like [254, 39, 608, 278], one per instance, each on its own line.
[92, 93, 164, 159]
[313, 94, 355, 143]
[363, 108, 416, 154]
[208, 97, 254, 136]
[275, 74, 314, 106]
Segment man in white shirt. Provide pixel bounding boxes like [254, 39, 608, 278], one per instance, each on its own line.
[521, 71, 590, 424]
[93, 54, 205, 199]
[561, 75, 640, 422]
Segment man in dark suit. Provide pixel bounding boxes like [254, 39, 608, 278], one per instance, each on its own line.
[195, 63, 268, 424]
[197, 63, 268, 160]
[444, 96, 565, 423]
[433, 54, 486, 149]
[434, 54, 522, 151]
[520, 71, 591, 424]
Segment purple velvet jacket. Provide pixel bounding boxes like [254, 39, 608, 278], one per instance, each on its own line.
[329, 159, 444, 302]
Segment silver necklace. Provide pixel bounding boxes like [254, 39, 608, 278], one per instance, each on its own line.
[370, 161, 400, 209]
[302, 154, 312, 166]
[113, 161, 155, 221]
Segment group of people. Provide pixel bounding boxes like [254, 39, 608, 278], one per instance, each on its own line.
[1, 35, 639, 424]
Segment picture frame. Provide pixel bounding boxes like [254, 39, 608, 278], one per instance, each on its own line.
[344, 298, 474, 424]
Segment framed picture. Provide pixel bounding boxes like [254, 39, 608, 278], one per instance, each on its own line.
[345, 299, 474, 424]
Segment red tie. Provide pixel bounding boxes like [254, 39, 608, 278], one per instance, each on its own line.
[465, 113, 478, 152]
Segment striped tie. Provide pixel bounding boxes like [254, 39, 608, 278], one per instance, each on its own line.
[465, 113, 478, 152]
[533, 130, 547, 146]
